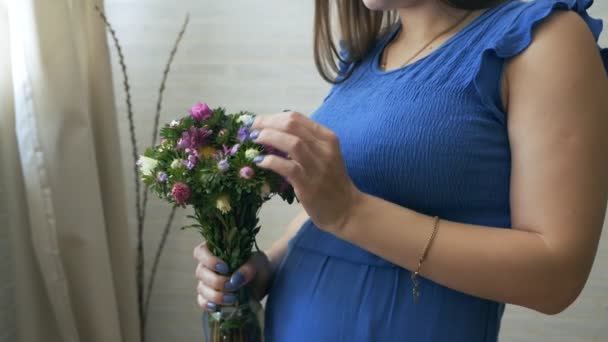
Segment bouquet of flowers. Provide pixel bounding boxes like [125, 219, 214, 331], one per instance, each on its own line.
[138, 101, 295, 341]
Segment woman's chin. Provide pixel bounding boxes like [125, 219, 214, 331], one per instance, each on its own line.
[362, 0, 389, 10]
[361, 0, 419, 11]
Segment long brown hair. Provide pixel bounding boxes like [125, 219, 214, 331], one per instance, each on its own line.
[313, 0, 503, 84]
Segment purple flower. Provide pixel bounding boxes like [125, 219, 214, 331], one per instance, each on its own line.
[239, 166, 255, 179]
[189, 102, 213, 122]
[186, 154, 198, 170]
[222, 145, 231, 156]
[237, 127, 249, 142]
[230, 144, 240, 156]
[157, 172, 168, 182]
[217, 159, 229, 172]
[177, 127, 213, 150]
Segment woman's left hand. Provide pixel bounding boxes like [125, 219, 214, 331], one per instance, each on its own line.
[250, 111, 363, 233]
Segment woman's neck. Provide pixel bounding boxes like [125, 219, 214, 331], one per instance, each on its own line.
[395, 2, 482, 44]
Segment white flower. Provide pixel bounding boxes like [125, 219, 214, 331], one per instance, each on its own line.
[216, 195, 232, 214]
[170, 159, 183, 170]
[237, 114, 254, 126]
[169, 119, 180, 128]
[245, 148, 260, 160]
[137, 156, 158, 176]
[260, 182, 272, 198]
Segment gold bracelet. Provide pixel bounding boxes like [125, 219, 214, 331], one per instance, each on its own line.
[411, 216, 440, 303]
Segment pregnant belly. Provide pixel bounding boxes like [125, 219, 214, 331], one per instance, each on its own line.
[264, 243, 503, 342]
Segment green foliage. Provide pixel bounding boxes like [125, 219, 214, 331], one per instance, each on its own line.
[138, 105, 296, 271]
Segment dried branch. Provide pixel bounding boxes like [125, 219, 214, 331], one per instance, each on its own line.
[141, 13, 190, 235]
[143, 206, 177, 319]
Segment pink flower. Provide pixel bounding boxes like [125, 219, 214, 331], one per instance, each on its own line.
[189, 102, 213, 122]
[239, 166, 255, 179]
[171, 182, 191, 205]
[230, 144, 240, 156]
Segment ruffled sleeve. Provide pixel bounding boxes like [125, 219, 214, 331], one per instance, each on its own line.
[495, 0, 604, 57]
[474, 0, 608, 124]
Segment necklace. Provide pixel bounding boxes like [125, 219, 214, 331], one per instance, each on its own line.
[381, 10, 475, 71]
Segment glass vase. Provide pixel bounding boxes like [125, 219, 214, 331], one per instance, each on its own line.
[202, 288, 264, 342]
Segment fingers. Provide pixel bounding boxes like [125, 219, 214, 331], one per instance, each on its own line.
[251, 111, 333, 142]
[254, 154, 305, 186]
[195, 263, 229, 291]
[197, 280, 237, 306]
[225, 260, 258, 292]
[193, 242, 230, 275]
[193, 243, 263, 311]
[197, 294, 217, 312]
[194, 257, 236, 311]
[253, 128, 321, 170]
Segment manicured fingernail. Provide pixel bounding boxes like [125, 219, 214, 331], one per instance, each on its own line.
[249, 130, 260, 140]
[206, 301, 218, 311]
[244, 117, 255, 128]
[253, 155, 265, 164]
[224, 281, 236, 291]
[229, 272, 246, 288]
[223, 294, 236, 304]
[215, 262, 229, 275]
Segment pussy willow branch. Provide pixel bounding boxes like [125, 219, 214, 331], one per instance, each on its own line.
[152, 14, 190, 148]
[141, 14, 190, 324]
[97, 5, 191, 339]
[143, 206, 177, 319]
[94, 6, 145, 341]
[141, 13, 190, 243]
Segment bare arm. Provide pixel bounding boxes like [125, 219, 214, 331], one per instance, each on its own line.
[335, 11, 608, 315]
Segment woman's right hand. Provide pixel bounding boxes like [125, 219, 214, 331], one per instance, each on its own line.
[193, 242, 273, 311]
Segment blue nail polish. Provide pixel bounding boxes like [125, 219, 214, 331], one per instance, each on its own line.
[230, 272, 246, 288]
[249, 130, 260, 140]
[224, 281, 236, 291]
[215, 262, 229, 275]
[244, 117, 255, 128]
[206, 302, 218, 311]
[253, 155, 265, 164]
[223, 294, 236, 304]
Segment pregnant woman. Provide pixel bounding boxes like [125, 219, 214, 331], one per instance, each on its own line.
[194, 0, 608, 340]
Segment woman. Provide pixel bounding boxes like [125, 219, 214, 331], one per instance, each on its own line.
[194, 0, 608, 340]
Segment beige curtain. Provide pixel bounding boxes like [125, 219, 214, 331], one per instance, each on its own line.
[0, 0, 140, 341]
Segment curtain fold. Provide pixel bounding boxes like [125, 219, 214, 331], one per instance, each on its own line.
[0, 0, 140, 341]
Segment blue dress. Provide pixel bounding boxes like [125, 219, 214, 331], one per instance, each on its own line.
[265, 1, 608, 341]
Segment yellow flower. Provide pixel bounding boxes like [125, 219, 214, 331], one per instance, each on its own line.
[216, 195, 231, 214]
[198, 146, 217, 159]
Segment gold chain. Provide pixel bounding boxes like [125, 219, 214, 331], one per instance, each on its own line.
[381, 10, 475, 70]
[412, 216, 441, 303]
